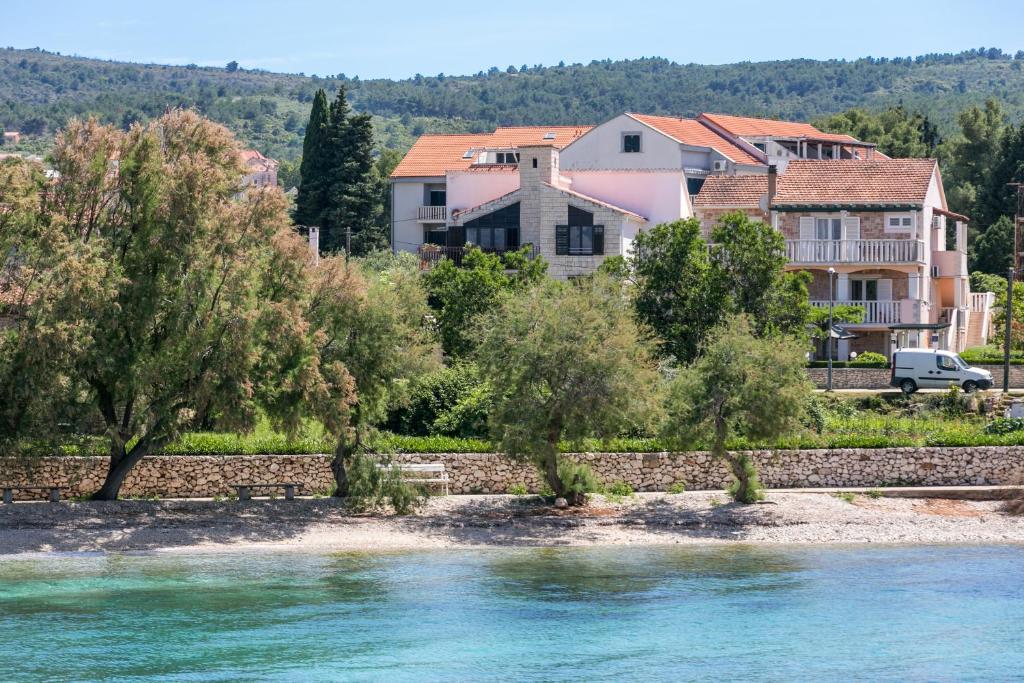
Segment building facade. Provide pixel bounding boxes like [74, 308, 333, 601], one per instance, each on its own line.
[389, 112, 994, 355]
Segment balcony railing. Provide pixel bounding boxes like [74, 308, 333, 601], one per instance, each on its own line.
[417, 244, 540, 269]
[786, 239, 925, 264]
[810, 299, 902, 324]
[417, 205, 447, 222]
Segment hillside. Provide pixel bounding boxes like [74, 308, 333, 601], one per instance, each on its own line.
[2, 47, 1023, 163]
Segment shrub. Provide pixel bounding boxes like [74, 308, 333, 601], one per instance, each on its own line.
[667, 482, 687, 494]
[803, 396, 826, 434]
[345, 453, 427, 515]
[849, 352, 888, 368]
[385, 362, 487, 437]
[556, 461, 601, 502]
[726, 454, 765, 503]
[985, 417, 1024, 434]
[961, 345, 1024, 365]
[605, 481, 634, 497]
[507, 483, 528, 495]
[430, 382, 493, 437]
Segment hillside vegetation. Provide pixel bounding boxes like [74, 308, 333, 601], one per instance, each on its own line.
[2, 46, 1024, 162]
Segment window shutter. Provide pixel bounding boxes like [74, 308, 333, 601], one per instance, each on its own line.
[556, 225, 569, 255]
[878, 278, 893, 302]
[592, 225, 604, 255]
[843, 216, 861, 240]
[799, 217, 814, 239]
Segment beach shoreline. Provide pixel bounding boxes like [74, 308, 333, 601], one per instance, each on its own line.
[3, 491, 1024, 556]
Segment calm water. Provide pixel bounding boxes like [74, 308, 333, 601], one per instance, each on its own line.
[2, 545, 1023, 682]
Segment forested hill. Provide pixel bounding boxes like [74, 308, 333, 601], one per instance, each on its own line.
[2, 46, 1024, 163]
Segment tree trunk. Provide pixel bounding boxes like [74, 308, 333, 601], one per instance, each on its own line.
[91, 440, 149, 501]
[725, 454, 752, 503]
[542, 445, 563, 499]
[331, 439, 354, 498]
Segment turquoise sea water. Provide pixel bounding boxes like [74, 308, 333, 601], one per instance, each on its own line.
[1, 545, 1023, 682]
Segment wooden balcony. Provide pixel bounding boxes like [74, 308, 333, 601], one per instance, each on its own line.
[810, 299, 903, 324]
[786, 239, 925, 265]
[417, 205, 447, 222]
[417, 244, 540, 269]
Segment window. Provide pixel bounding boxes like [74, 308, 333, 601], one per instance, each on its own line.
[937, 355, 958, 371]
[622, 133, 642, 153]
[428, 190, 446, 207]
[753, 142, 767, 152]
[886, 213, 914, 232]
[850, 279, 878, 301]
[463, 202, 520, 252]
[815, 217, 842, 240]
[556, 206, 604, 256]
[495, 152, 519, 164]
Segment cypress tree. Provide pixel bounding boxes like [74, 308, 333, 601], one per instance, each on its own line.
[295, 88, 330, 228]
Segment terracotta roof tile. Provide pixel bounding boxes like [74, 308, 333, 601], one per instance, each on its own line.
[627, 114, 764, 165]
[699, 113, 862, 144]
[771, 159, 937, 206]
[391, 126, 592, 178]
[694, 175, 767, 207]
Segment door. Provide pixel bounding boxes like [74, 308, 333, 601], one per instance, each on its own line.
[920, 353, 961, 388]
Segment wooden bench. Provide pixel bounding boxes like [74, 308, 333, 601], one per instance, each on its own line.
[378, 463, 449, 495]
[234, 483, 302, 501]
[2, 486, 61, 504]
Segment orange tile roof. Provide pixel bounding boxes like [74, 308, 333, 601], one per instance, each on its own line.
[694, 174, 768, 207]
[699, 113, 862, 144]
[772, 159, 937, 206]
[391, 126, 592, 178]
[239, 149, 278, 171]
[627, 114, 764, 165]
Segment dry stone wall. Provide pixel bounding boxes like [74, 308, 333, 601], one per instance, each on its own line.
[806, 365, 1024, 390]
[3, 447, 1023, 500]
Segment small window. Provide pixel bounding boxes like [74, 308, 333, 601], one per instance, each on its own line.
[622, 133, 642, 153]
[532, 157, 538, 168]
[495, 152, 519, 164]
[543, 132, 556, 140]
[753, 142, 767, 152]
[462, 149, 474, 159]
[815, 217, 842, 240]
[937, 355, 957, 371]
[886, 213, 914, 232]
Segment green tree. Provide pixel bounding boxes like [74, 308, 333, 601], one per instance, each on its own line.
[280, 254, 438, 495]
[662, 315, 811, 503]
[475, 276, 661, 505]
[971, 215, 1014, 275]
[815, 106, 932, 158]
[423, 246, 547, 358]
[807, 305, 865, 359]
[631, 214, 810, 363]
[980, 121, 1024, 229]
[942, 99, 1006, 220]
[294, 88, 330, 228]
[1, 112, 299, 499]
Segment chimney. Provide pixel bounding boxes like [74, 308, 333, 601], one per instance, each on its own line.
[767, 165, 778, 205]
[518, 145, 562, 189]
[308, 226, 320, 265]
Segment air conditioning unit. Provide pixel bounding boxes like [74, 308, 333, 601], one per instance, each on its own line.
[712, 159, 728, 172]
[931, 265, 940, 277]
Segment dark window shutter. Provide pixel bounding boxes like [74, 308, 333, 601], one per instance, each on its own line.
[592, 225, 604, 255]
[556, 225, 569, 255]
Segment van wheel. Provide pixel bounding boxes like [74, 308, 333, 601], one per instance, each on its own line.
[900, 379, 918, 394]
[962, 380, 979, 393]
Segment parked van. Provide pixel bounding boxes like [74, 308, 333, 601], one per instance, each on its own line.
[890, 348, 993, 394]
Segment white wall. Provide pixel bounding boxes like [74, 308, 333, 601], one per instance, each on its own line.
[392, 180, 427, 253]
[560, 114, 683, 170]
[446, 170, 519, 215]
[566, 170, 689, 225]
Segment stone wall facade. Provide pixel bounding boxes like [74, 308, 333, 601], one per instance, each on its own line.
[3, 446, 1023, 500]
[806, 364, 1024, 390]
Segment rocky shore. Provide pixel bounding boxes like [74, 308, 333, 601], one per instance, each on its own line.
[2, 491, 1024, 555]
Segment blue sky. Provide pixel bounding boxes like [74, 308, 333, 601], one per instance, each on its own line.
[3, 0, 1022, 79]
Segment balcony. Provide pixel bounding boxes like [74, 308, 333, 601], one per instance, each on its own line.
[810, 299, 903, 324]
[786, 239, 925, 265]
[417, 205, 447, 223]
[417, 244, 540, 269]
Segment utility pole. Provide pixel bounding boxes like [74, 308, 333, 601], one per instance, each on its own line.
[1011, 183, 1024, 278]
[1005, 266, 1014, 394]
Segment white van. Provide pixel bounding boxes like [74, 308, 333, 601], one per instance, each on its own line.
[890, 348, 994, 394]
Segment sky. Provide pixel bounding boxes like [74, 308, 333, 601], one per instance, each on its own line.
[3, 0, 1023, 80]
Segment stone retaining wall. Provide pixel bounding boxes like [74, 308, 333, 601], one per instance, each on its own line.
[806, 364, 1024, 390]
[3, 447, 1023, 500]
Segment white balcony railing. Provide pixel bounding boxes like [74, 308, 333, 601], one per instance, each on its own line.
[969, 291, 995, 313]
[417, 205, 447, 222]
[810, 299, 902, 324]
[786, 239, 925, 264]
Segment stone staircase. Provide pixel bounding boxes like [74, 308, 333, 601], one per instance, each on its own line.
[966, 313, 989, 348]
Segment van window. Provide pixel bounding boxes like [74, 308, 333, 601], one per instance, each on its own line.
[937, 355, 957, 371]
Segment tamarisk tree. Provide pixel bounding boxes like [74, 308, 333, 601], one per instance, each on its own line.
[1, 111, 298, 499]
